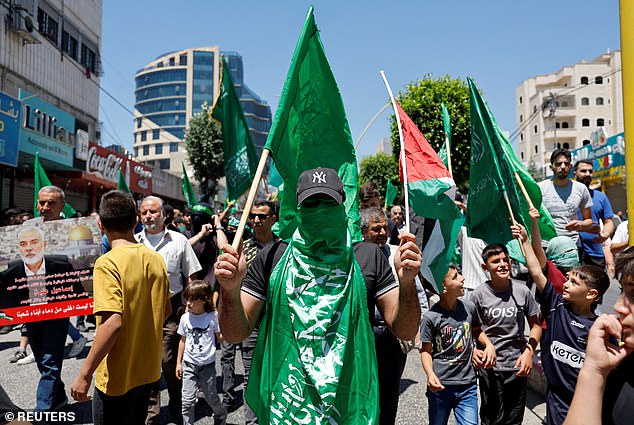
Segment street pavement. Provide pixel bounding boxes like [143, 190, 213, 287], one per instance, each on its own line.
[0, 276, 622, 424]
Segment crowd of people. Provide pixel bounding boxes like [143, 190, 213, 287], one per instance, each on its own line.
[0, 153, 633, 425]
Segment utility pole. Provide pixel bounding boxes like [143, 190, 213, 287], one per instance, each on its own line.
[542, 92, 558, 150]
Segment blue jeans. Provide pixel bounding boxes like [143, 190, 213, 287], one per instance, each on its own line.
[26, 318, 69, 411]
[426, 383, 478, 425]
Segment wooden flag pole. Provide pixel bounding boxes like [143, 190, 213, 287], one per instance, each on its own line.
[380, 70, 410, 234]
[445, 133, 453, 179]
[503, 191, 526, 257]
[231, 149, 270, 251]
[513, 172, 534, 209]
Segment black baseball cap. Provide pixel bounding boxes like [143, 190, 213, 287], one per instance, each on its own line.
[296, 168, 346, 205]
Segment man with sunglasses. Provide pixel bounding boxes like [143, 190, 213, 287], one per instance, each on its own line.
[215, 168, 421, 423]
[220, 200, 279, 422]
[538, 148, 594, 245]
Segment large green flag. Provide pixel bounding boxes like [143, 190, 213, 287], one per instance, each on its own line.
[117, 169, 131, 194]
[384, 179, 397, 209]
[263, 6, 361, 242]
[33, 152, 76, 218]
[438, 103, 451, 170]
[268, 160, 283, 188]
[181, 162, 197, 208]
[211, 57, 259, 201]
[466, 78, 556, 253]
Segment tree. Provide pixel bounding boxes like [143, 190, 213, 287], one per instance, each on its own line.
[390, 75, 471, 189]
[358, 152, 400, 203]
[184, 103, 225, 200]
[527, 160, 545, 182]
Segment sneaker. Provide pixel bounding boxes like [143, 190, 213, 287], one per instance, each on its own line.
[8, 349, 27, 363]
[67, 336, 87, 358]
[17, 352, 35, 365]
[76, 323, 89, 332]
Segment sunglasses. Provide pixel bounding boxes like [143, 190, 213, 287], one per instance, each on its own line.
[249, 213, 271, 220]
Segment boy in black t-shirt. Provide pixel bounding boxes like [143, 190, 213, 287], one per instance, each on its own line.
[513, 218, 609, 425]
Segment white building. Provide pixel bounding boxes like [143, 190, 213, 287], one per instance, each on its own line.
[515, 51, 622, 175]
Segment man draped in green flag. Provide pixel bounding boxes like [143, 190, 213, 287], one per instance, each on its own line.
[215, 168, 422, 424]
[466, 78, 556, 256]
[34, 152, 76, 218]
[211, 57, 259, 201]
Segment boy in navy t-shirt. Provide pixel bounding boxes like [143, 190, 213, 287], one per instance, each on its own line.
[513, 218, 610, 425]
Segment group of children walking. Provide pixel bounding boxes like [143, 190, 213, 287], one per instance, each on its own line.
[420, 207, 614, 425]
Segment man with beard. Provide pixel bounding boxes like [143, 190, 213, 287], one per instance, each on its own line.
[136, 195, 201, 423]
[574, 159, 615, 271]
[215, 168, 422, 423]
[538, 149, 594, 245]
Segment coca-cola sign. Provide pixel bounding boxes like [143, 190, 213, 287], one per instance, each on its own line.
[85, 143, 152, 194]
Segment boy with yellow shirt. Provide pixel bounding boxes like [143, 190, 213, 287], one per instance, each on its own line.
[70, 190, 170, 424]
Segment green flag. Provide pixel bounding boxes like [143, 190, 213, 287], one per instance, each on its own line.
[181, 162, 197, 208]
[268, 160, 283, 188]
[211, 57, 259, 201]
[33, 152, 76, 218]
[466, 78, 556, 254]
[384, 179, 397, 209]
[117, 169, 131, 194]
[263, 6, 361, 242]
[438, 103, 451, 169]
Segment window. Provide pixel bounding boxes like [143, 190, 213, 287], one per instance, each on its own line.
[61, 30, 78, 60]
[155, 144, 163, 154]
[37, 8, 59, 44]
[134, 147, 138, 157]
[583, 140, 591, 146]
[153, 129, 160, 139]
[555, 122, 561, 129]
[158, 159, 170, 170]
[520, 152, 524, 159]
[560, 101, 568, 107]
[179, 54, 188, 66]
[142, 145, 149, 155]
[562, 122, 569, 129]
[140, 131, 147, 141]
[519, 96, 523, 104]
[596, 97, 604, 105]
[533, 105, 537, 113]
[595, 76, 603, 84]
[534, 125, 538, 134]
[520, 114, 523, 123]
[81, 44, 98, 75]
[581, 97, 589, 106]
[597, 118, 605, 126]
[581, 76, 589, 85]
[535, 145, 539, 154]
[582, 119, 590, 127]
[169, 57, 175, 66]
[563, 143, 570, 149]
[136, 118, 142, 128]
[170, 142, 179, 153]
[520, 133, 524, 141]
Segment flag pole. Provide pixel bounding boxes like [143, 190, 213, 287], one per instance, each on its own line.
[355, 102, 391, 150]
[380, 70, 410, 233]
[503, 190, 526, 256]
[231, 149, 270, 251]
[445, 133, 453, 178]
[513, 172, 535, 209]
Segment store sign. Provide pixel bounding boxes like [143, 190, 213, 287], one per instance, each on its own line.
[75, 129, 89, 160]
[571, 132, 625, 182]
[0, 91, 21, 167]
[86, 143, 152, 194]
[19, 89, 75, 167]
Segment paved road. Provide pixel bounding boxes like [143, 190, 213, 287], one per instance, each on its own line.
[1, 275, 622, 424]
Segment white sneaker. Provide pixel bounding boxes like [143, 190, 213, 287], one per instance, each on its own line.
[67, 336, 87, 358]
[17, 352, 35, 365]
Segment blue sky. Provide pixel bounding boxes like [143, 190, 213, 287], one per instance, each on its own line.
[101, 1, 621, 162]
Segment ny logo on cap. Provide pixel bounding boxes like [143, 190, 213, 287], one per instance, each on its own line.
[312, 171, 326, 184]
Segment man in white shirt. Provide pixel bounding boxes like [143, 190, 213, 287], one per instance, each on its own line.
[136, 195, 202, 423]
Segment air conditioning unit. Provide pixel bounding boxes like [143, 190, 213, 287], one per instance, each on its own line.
[7, 8, 39, 44]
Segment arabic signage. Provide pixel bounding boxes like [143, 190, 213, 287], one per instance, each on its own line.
[0, 217, 101, 325]
[86, 142, 152, 194]
[0, 91, 21, 167]
[570, 131, 625, 183]
[19, 89, 75, 167]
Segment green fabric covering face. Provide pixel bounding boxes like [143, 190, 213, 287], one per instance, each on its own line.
[546, 236, 580, 268]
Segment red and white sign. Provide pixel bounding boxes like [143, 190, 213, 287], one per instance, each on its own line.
[86, 143, 152, 194]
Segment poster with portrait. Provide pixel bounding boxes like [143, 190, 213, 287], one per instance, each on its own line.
[0, 216, 101, 325]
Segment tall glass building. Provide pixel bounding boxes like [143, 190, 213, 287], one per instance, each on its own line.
[133, 47, 271, 176]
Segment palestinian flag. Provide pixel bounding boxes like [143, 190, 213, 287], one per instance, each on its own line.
[395, 102, 464, 293]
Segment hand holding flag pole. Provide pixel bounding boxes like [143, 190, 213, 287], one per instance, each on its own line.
[380, 70, 410, 234]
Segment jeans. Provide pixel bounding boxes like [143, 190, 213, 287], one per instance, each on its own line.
[67, 323, 81, 342]
[426, 384, 478, 425]
[181, 361, 226, 425]
[93, 381, 153, 425]
[26, 318, 69, 411]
